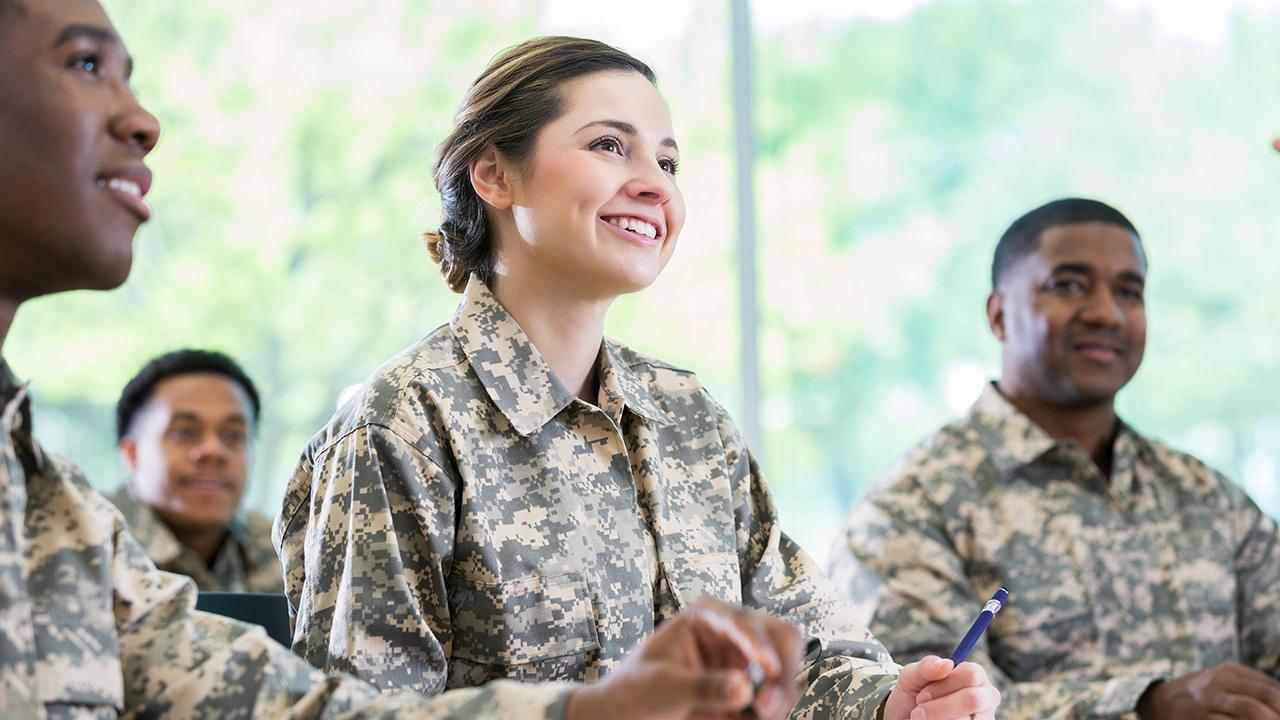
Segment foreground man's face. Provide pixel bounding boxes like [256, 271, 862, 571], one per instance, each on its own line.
[0, 0, 160, 302]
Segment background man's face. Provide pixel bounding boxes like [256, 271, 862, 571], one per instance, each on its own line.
[0, 0, 159, 301]
[121, 374, 253, 533]
[990, 222, 1148, 407]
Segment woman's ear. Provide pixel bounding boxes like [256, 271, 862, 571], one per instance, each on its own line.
[470, 146, 515, 210]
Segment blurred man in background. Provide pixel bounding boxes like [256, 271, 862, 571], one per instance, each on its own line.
[111, 349, 281, 592]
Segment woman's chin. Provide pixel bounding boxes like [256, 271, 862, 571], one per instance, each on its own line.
[606, 268, 662, 296]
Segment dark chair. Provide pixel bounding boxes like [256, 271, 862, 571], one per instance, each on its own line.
[196, 591, 293, 647]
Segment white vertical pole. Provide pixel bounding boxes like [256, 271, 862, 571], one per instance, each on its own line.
[729, 0, 762, 455]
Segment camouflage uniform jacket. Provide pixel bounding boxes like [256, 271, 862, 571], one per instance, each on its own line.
[276, 276, 901, 719]
[829, 383, 1280, 719]
[107, 484, 284, 593]
[0, 360, 579, 718]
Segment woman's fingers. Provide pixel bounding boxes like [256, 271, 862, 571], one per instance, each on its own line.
[915, 662, 990, 703]
[910, 684, 1001, 720]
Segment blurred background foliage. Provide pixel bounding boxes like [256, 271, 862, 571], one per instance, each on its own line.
[11, 0, 1278, 565]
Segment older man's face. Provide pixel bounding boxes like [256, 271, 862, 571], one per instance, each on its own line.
[990, 222, 1148, 408]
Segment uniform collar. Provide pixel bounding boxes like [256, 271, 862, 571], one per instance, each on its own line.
[971, 383, 1058, 479]
[1, 360, 46, 476]
[0, 361, 21, 405]
[1, 361, 29, 431]
[599, 340, 671, 427]
[971, 382, 1144, 496]
[451, 277, 578, 436]
[110, 483, 252, 570]
[451, 276, 671, 435]
[108, 484, 187, 565]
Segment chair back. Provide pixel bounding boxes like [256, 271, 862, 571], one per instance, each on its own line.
[196, 591, 292, 647]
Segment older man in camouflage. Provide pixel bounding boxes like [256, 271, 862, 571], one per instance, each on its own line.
[0, 0, 863, 717]
[829, 197, 1280, 719]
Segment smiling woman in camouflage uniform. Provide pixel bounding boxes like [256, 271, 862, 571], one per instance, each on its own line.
[1, 1, 873, 717]
[277, 36, 1000, 720]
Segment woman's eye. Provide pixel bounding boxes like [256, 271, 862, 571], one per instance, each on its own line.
[591, 136, 623, 155]
[659, 157, 680, 175]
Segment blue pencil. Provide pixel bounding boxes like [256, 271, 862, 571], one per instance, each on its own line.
[949, 587, 1009, 664]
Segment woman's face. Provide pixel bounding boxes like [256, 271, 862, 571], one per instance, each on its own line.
[499, 70, 685, 298]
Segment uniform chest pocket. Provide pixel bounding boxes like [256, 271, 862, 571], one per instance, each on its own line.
[33, 594, 125, 712]
[447, 570, 600, 685]
[1166, 534, 1239, 667]
[661, 553, 743, 608]
[989, 575, 1099, 682]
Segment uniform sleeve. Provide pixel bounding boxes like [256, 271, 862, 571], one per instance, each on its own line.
[829, 474, 1162, 720]
[1225, 476, 1280, 677]
[60, 469, 575, 719]
[270, 421, 578, 717]
[715, 404, 900, 720]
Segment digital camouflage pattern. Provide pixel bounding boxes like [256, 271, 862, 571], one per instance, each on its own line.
[0, 359, 580, 718]
[108, 484, 283, 593]
[829, 383, 1280, 719]
[277, 276, 901, 719]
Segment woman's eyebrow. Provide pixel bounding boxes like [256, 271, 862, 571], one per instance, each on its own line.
[576, 119, 679, 151]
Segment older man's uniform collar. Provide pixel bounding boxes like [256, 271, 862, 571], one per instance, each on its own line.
[972, 382, 1142, 498]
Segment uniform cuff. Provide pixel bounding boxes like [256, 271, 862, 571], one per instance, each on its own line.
[529, 682, 581, 720]
[1093, 674, 1167, 717]
[837, 662, 900, 719]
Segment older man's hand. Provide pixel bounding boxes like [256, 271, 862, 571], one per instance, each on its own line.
[1138, 663, 1280, 720]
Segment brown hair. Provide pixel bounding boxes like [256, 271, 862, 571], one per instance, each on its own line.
[424, 36, 656, 293]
